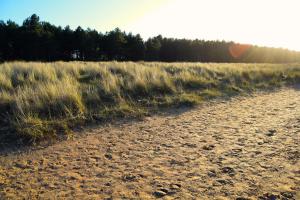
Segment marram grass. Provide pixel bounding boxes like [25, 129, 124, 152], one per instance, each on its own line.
[0, 61, 299, 142]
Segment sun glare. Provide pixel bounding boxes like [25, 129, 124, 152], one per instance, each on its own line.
[125, 0, 300, 51]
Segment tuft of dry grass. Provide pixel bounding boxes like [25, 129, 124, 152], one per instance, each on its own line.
[0, 61, 299, 142]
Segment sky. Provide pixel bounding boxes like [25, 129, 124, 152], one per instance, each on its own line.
[1, 0, 300, 51]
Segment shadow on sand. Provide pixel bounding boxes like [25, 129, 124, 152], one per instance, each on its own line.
[0, 105, 194, 156]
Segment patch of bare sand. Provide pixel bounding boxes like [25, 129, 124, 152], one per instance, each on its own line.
[0, 87, 299, 199]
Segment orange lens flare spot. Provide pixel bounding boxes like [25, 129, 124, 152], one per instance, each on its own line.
[229, 44, 251, 58]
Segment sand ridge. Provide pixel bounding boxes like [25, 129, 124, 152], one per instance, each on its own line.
[0, 87, 299, 199]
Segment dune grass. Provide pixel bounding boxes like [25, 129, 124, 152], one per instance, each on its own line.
[0, 61, 299, 142]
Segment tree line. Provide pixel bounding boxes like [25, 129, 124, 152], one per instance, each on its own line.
[1, 14, 300, 63]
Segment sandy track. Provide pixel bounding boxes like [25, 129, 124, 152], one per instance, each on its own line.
[0, 87, 299, 200]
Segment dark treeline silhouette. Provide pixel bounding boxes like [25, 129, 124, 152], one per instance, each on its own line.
[1, 14, 300, 63]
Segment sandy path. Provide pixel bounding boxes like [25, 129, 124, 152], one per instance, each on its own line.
[0, 87, 299, 200]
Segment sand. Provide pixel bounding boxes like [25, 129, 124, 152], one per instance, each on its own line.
[0, 87, 299, 199]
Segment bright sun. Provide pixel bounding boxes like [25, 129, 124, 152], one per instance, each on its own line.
[125, 0, 300, 51]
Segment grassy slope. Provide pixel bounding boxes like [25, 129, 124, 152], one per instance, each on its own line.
[0, 61, 299, 142]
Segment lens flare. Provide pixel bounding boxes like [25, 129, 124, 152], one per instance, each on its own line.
[229, 43, 251, 58]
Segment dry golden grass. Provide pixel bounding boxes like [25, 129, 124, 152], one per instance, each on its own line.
[0, 61, 299, 142]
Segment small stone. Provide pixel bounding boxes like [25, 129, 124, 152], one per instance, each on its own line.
[217, 179, 227, 184]
[159, 188, 169, 193]
[269, 129, 277, 133]
[153, 190, 167, 198]
[222, 167, 234, 173]
[122, 174, 137, 182]
[254, 151, 262, 155]
[216, 179, 233, 185]
[170, 183, 181, 189]
[266, 129, 276, 136]
[104, 182, 111, 186]
[203, 144, 215, 150]
[104, 154, 112, 160]
[222, 166, 235, 175]
[183, 143, 197, 148]
[208, 170, 217, 177]
[257, 141, 264, 145]
[90, 156, 101, 160]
